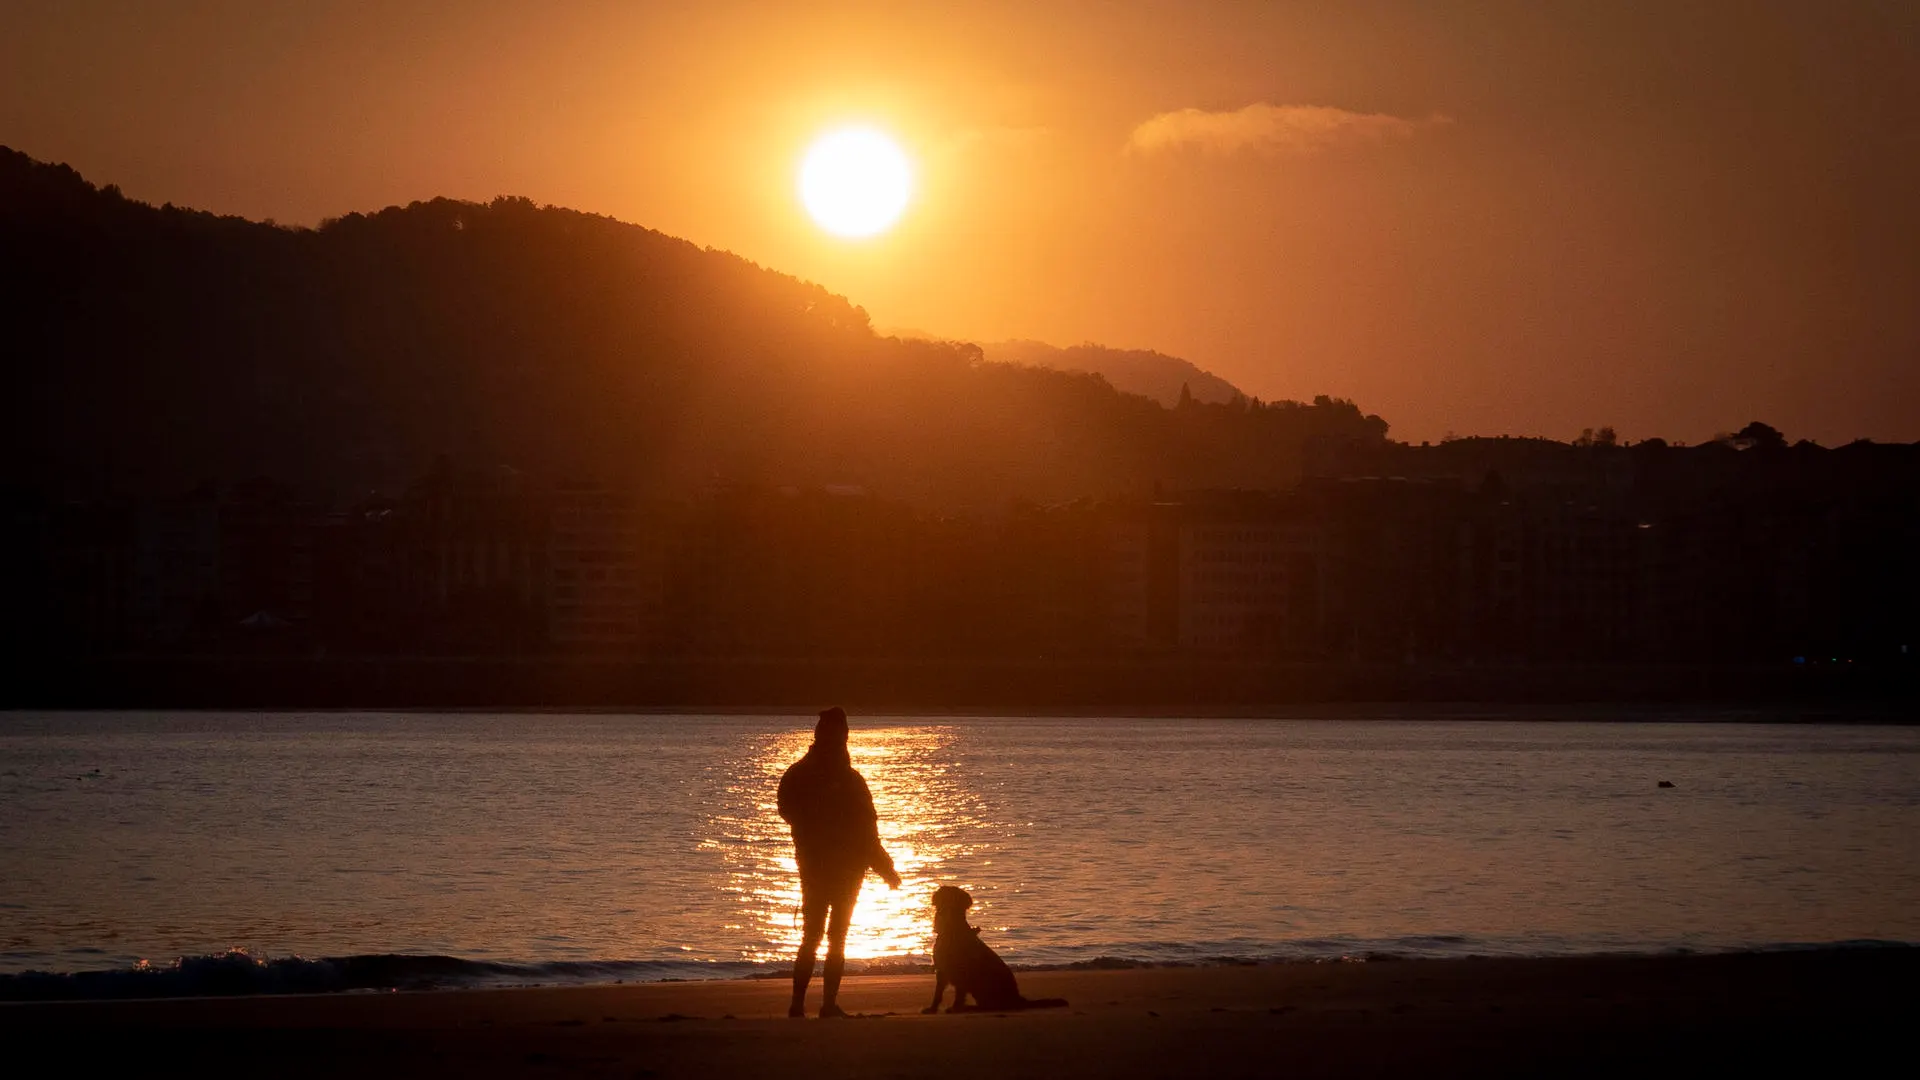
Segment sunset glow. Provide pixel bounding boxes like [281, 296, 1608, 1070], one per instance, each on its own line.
[798, 127, 912, 239]
[715, 724, 974, 963]
[3, 2, 1918, 1069]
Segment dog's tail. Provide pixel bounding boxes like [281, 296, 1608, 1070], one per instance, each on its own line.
[1017, 997, 1069, 1010]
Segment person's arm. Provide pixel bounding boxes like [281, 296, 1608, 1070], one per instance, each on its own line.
[856, 775, 902, 888]
[869, 838, 900, 888]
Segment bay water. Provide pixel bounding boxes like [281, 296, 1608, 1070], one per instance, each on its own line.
[2, 712, 1915, 996]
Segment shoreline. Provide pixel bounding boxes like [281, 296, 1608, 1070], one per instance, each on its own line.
[8, 940, 1917, 1003]
[5, 655, 1912, 712]
[4, 949, 1911, 1077]
[4, 700, 1913, 722]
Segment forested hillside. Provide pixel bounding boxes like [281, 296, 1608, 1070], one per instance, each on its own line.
[1, 148, 1388, 506]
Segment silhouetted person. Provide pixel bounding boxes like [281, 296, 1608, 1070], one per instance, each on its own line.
[778, 706, 901, 1018]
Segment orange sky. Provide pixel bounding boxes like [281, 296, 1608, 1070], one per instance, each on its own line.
[4, 0, 1916, 444]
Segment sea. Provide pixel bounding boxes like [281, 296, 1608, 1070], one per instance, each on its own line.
[2, 711, 1916, 1000]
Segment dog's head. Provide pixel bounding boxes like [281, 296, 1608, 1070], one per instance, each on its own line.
[931, 885, 973, 924]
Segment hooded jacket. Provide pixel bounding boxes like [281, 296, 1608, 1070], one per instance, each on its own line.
[777, 742, 895, 886]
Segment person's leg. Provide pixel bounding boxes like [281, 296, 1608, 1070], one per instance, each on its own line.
[819, 880, 859, 1017]
[790, 889, 828, 1018]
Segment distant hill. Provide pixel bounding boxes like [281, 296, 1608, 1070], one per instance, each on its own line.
[0, 147, 1389, 506]
[981, 340, 1247, 408]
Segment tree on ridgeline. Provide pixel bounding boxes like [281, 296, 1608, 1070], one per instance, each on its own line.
[1724, 421, 1788, 452]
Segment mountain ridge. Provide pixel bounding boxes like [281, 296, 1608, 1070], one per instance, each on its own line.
[981, 340, 1247, 408]
[0, 147, 1390, 507]
[882, 331, 1249, 408]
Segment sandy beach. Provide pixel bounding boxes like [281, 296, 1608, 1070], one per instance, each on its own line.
[4, 949, 1910, 1078]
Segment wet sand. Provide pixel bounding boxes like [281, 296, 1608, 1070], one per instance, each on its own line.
[3, 949, 1910, 1078]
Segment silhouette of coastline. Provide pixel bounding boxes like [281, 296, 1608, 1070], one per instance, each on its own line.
[4, 147, 1915, 705]
[3, 654, 1912, 712]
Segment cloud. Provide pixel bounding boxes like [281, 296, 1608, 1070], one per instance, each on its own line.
[1127, 103, 1449, 157]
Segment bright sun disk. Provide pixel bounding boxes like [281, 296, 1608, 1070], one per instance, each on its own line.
[799, 127, 912, 239]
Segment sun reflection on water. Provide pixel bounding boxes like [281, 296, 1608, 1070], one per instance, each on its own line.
[702, 724, 989, 964]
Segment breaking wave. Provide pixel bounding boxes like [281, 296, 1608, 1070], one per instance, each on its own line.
[5, 939, 1910, 1003]
[0, 950, 781, 1003]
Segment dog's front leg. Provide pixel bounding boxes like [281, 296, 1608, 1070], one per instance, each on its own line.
[923, 969, 948, 1014]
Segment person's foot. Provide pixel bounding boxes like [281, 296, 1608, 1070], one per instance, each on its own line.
[818, 1003, 850, 1019]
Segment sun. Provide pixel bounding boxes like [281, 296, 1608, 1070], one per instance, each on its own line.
[799, 127, 912, 239]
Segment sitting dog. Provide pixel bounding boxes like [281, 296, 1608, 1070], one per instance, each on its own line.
[923, 885, 1067, 1013]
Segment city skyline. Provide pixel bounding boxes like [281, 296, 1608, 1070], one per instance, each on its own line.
[15, 435, 1913, 697]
